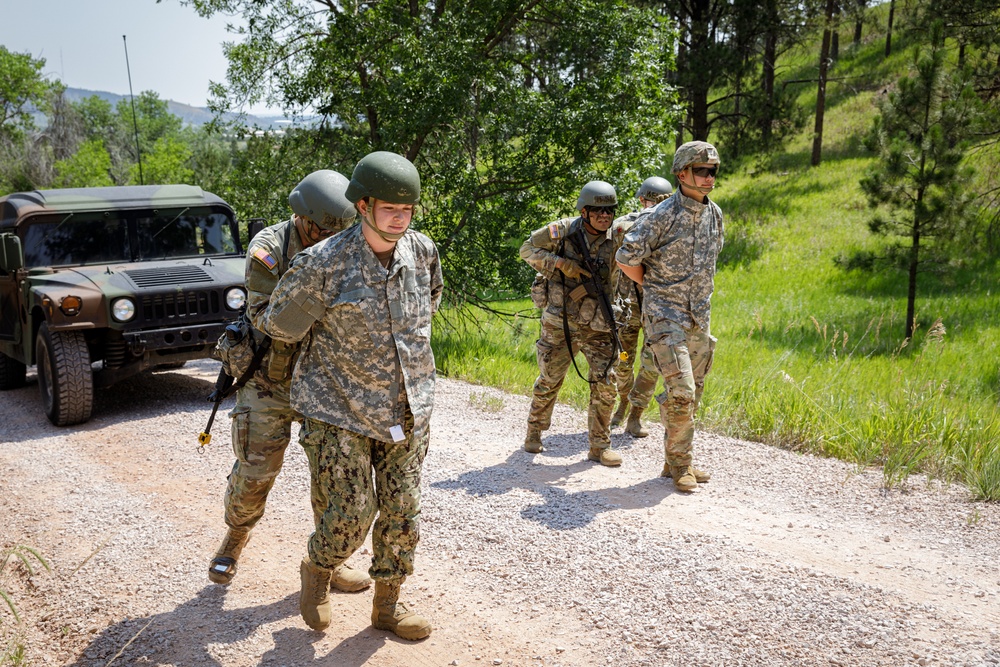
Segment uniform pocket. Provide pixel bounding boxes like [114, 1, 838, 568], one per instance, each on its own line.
[231, 405, 252, 463]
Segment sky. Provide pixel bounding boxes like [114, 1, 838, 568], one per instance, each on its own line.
[0, 0, 277, 115]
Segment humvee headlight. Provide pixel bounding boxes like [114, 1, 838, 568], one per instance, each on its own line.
[111, 298, 136, 322]
[225, 287, 246, 310]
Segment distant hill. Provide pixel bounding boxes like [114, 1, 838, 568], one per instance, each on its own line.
[61, 87, 290, 128]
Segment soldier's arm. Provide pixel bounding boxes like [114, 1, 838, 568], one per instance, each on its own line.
[244, 238, 282, 326]
[518, 224, 563, 276]
[255, 251, 326, 344]
[429, 247, 444, 316]
[615, 216, 653, 286]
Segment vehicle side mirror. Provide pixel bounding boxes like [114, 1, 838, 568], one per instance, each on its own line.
[247, 218, 266, 244]
[0, 233, 24, 272]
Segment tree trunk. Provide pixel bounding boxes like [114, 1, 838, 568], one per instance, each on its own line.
[831, 1, 840, 61]
[853, 0, 865, 47]
[906, 212, 920, 340]
[688, 0, 711, 141]
[812, 0, 836, 166]
[885, 0, 895, 57]
[762, 29, 777, 146]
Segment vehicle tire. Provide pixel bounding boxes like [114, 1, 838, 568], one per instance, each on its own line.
[0, 351, 27, 390]
[36, 323, 93, 426]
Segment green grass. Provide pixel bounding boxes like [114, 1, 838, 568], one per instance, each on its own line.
[432, 6, 1000, 501]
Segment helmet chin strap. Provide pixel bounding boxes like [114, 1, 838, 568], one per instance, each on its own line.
[362, 205, 406, 242]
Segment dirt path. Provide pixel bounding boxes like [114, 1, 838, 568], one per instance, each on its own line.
[1, 360, 998, 666]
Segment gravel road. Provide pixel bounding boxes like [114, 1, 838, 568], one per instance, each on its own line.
[1, 359, 999, 667]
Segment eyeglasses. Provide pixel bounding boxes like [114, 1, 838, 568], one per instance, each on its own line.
[308, 218, 337, 238]
[587, 206, 617, 215]
[690, 166, 718, 178]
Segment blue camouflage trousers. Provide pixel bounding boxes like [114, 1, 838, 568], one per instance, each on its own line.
[303, 411, 428, 582]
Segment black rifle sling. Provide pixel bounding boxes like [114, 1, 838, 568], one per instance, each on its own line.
[569, 226, 621, 380]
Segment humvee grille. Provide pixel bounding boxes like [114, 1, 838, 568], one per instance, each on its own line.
[125, 266, 214, 288]
[139, 291, 223, 321]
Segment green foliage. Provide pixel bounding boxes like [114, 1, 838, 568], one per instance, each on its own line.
[53, 138, 114, 188]
[130, 135, 195, 185]
[0, 47, 52, 140]
[185, 0, 679, 298]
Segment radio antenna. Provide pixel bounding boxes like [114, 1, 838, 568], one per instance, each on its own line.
[122, 35, 145, 185]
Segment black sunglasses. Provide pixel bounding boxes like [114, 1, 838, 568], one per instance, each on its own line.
[690, 166, 718, 178]
[587, 205, 617, 215]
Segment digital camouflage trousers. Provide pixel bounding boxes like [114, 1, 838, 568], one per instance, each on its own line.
[304, 412, 428, 582]
[615, 321, 660, 411]
[647, 324, 716, 467]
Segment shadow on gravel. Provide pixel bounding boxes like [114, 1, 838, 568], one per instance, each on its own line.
[67, 586, 297, 666]
[3, 366, 224, 445]
[432, 433, 673, 531]
[264, 626, 398, 665]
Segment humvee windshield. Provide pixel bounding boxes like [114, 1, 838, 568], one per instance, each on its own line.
[22, 207, 238, 267]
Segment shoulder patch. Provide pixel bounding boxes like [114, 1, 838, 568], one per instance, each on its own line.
[251, 247, 278, 271]
[547, 223, 564, 240]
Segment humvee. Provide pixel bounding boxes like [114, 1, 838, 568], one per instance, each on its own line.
[0, 184, 254, 426]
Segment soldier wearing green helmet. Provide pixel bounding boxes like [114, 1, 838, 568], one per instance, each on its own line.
[608, 176, 675, 438]
[256, 151, 443, 641]
[520, 180, 625, 467]
[616, 141, 724, 492]
[208, 169, 370, 592]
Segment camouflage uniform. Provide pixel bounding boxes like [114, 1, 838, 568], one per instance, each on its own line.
[520, 216, 618, 452]
[225, 218, 321, 530]
[256, 224, 443, 580]
[609, 210, 660, 413]
[615, 191, 723, 468]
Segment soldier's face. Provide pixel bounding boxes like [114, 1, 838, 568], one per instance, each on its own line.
[583, 206, 615, 232]
[294, 215, 335, 248]
[360, 199, 414, 234]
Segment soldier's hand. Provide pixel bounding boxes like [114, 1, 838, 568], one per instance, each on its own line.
[556, 257, 591, 280]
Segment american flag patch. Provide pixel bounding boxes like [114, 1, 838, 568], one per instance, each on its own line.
[547, 223, 564, 240]
[252, 247, 278, 270]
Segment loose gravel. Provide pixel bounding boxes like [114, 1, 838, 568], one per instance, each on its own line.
[1, 360, 999, 666]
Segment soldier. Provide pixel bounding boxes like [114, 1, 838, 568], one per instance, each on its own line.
[609, 176, 674, 439]
[521, 181, 624, 467]
[256, 151, 442, 640]
[208, 170, 371, 593]
[616, 142, 723, 492]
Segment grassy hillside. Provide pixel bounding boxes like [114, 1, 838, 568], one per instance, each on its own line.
[432, 6, 1000, 500]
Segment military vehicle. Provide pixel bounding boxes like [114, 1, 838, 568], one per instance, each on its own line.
[0, 185, 255, 426]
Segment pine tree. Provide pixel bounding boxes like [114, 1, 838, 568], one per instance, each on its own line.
[859, 22, 983, 339]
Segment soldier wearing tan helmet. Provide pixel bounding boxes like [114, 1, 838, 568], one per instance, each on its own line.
[520, 180, 624, 467]
[615, 142, 723, 492]
[255, 152, 442, 641]
[608, 176, 674, 438]
[208, 170, 371, 592]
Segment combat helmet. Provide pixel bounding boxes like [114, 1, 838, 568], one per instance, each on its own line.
[575, 180, 618, 211]
[345, 151, 420, 205]
[671, 141, 720, 174]
[635, 176, 673, 203]
[288, 170, 356, 232]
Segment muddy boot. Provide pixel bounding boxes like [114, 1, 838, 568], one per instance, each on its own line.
[371, 579, 432, 640]
[208, 527, 250, 585]
[610, 401, 628, 428]
[587, 447, 623, 467]
[331, 563, 372, 592]
[664, 465, 697, 492]
[660, 463, 711, 484]
[523, 426, 544, 453]
[300, 557, 333, 630]
[624, 406, 649, 438]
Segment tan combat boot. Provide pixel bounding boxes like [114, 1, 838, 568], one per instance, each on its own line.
[300, 557, 333, 630]
[610, 401, 629, 428]
[665, 465, 698, 492]
[523, 426, 543, 453]
[587, 447, 623, 467]
[331, 563, 372, 592]
[624, 406, 649, 438]
[208, 527, 251, 584]
[660, 463, 710, 484]
[371, 579, 432, 640]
